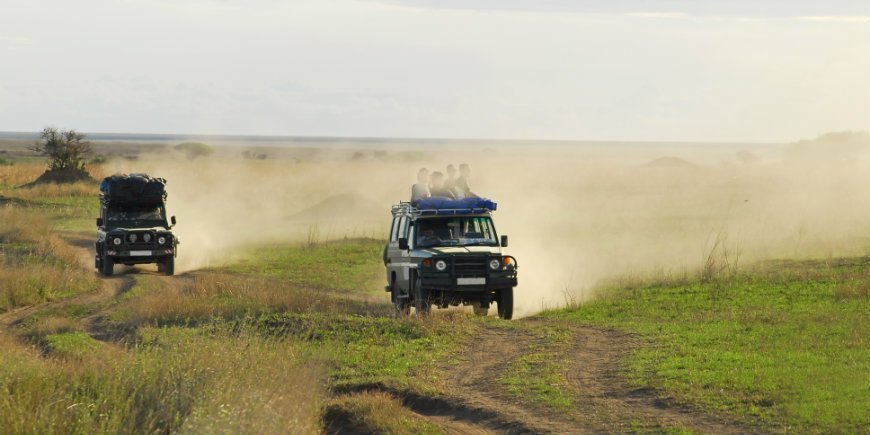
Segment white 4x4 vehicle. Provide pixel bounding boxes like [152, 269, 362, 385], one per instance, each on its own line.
[383, 200, 517, 319]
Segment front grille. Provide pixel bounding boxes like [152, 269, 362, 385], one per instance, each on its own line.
[453, 256, 488, 277]
[125, 231, 157, 248]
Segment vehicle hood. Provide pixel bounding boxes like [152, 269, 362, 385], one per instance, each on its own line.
[419, 246, 502, 256]
[107, 227, 171, 233]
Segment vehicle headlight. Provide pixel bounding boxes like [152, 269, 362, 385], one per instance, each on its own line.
[143, 233, 151, 243]
[158, 236, 166, 245]
[489, 259, 501, 270]
[113, 237, 122, 246]
[435, 260, 447, 271]
[129, 233, 137, 243]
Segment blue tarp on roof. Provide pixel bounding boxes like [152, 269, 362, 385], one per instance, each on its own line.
[414, 197, 497, 213]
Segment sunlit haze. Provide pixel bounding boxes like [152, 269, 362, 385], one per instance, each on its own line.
[1, 0, 868, 142]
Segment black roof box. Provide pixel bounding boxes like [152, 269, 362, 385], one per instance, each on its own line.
[99, 173, 167, 204]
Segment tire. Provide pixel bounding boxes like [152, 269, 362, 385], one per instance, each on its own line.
[391, 277, 410, 317]
[162, 256, 175, 276]
[472, 303, 489, 316]
[413, 275, 430, 316]
[497, 288, 513, 320]
[101, 254, 114, 277]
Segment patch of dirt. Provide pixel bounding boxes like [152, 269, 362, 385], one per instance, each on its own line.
[21, 168, 94, 186]
[563, 326, 759, 433]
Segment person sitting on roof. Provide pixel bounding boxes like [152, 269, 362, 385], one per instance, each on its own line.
[429, 171, 456, 199]
[445, 164, 458, 195]
[411, 168, 431, 202]
[454, 163, 479, 199]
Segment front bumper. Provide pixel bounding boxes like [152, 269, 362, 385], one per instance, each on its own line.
[106, 248, 174, 262]
[421, 273, 517, 291]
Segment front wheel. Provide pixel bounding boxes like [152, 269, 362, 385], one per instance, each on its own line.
[414, 276, 430, 316]
[161, 256, 175, 276]
[391, 278, 410, 317]
[100, 254, 114, 277]
[497, 288, 513, 320]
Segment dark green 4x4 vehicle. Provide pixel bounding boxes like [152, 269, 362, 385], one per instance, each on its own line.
[384, 200, 518, 319]
[95, 174, 178, 276]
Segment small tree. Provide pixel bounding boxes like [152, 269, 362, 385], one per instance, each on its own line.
[30, 127, 92, 172]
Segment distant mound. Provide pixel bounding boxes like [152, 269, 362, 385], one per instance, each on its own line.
[22, 168, 95, 187]
[643, 156, 696, 168]
[784, 131, 870, 164]
[287, 193, 384, 222]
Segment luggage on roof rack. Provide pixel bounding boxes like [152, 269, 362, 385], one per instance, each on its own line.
[99, 174, 167, 204]
[399, 197, 497, 216]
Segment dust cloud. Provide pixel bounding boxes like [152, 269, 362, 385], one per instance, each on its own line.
[109, 136, 870, 317]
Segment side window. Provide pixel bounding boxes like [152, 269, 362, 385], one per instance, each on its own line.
[408, 224, 415, 248]
[399, 217, 409, 239]
[389, 217, 400, 242]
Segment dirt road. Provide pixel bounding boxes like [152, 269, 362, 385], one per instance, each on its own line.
[333, 322, 757, 434]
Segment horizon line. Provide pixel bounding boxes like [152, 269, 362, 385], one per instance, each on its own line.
[0, 130, 785, 146]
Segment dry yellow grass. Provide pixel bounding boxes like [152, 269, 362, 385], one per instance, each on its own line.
[0, 162, 105, 198]
[113, 273, 352, 327]
[325, 391, 441, 434]
[0, 207, 99, 311]
[0, 327, 325, 434]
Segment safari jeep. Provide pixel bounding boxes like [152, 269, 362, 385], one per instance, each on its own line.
[95, 174, 178, 276]
[384, 200, 518, 319]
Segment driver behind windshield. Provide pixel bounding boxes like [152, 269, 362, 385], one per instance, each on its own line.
[416, 220, 453, 247]
[106, 206, 166, 227]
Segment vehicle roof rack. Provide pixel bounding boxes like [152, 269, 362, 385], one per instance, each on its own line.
[392, 201, 494, 217]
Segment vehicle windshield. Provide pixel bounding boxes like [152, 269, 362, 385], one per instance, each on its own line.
[415, 216, 498, 248]
[106, 205, 167, 228]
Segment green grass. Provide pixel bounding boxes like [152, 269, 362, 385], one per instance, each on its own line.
[36, 196, 100, 231]
[546, 258, 870, 433]
[250, 311, 474, 393]
[44, 331, 102, 358]
[223, 239, 386, 294]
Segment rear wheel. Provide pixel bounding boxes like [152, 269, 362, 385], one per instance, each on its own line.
[391, 277, 410, 317]
[100, 254, 114, 277]
[497, 288, 513, 320]
[472, 303, 489, 316]
[414, 275, 430, 316]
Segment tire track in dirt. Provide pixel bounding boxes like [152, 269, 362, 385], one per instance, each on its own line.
[2, 233, 137, 343]
[562, 326, 760, 434]
[352, 320, 763, 434]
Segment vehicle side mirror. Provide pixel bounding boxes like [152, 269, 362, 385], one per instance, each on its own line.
[398, 238, 409, 250]
[96, 218, 103, 227]
[500, 235, 509, 247]
[170, 216, 177, 226]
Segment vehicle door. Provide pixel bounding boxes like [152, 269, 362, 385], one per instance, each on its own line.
[386, 215, 410, 292]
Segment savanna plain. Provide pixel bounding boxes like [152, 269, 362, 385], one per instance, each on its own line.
[0, 134, 867, 434]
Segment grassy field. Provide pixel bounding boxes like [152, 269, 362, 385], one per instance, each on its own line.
[545, 259, 869, 433]
[1, 161, 472, 433]
[2, 159, 869, 433]
[222, 239, 386, 294]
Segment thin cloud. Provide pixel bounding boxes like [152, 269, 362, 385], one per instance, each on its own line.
[627, 12, 687, 19]
[796, 15, 870, 23]
[0, 36, 33, 50]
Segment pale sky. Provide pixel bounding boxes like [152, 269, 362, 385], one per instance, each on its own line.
[1, 0, 868, 142]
